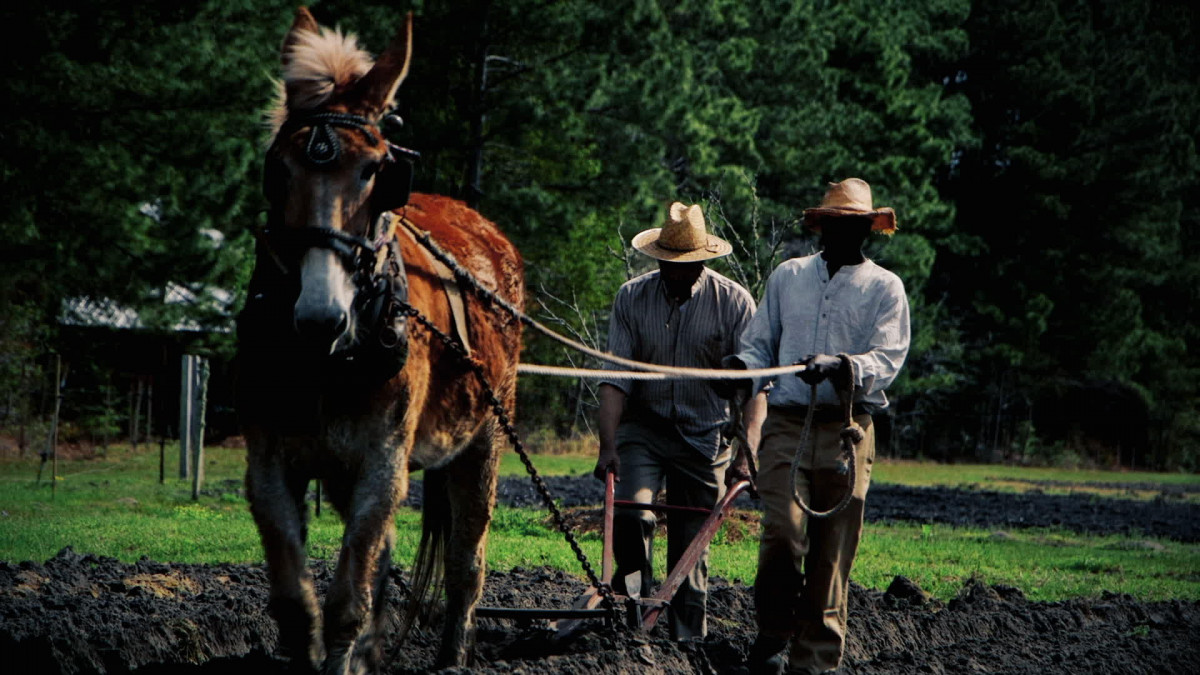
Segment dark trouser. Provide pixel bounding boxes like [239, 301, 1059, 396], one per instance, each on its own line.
[612, 420, 730, 639]
[754, 407, 875, 674]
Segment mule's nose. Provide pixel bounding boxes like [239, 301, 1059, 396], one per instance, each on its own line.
[294, 308, 349, 350]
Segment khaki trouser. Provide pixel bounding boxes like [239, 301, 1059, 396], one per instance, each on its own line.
[612, 420, 730, 640]
[754, 406, 875, 674]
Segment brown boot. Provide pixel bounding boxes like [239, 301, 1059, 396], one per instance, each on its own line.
[748, 634, 788, 675]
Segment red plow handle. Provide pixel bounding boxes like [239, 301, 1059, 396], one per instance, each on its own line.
[638, 479, 752, 632]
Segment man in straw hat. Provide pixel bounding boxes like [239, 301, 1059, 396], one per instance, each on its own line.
[594, 201, 768, 640]
[727, 178, 910, 674]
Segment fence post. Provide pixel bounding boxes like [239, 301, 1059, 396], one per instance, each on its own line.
[131, 377, 144, 451]
[49, 354, 62, 498]
[145, 378, 154, 448]
[179, 354, 193, 479]
[191, 358, 209, 501]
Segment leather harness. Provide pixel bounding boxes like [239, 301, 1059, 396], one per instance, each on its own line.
[238, 108, 471, 396]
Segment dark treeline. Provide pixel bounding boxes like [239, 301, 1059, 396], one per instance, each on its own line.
[1, 1, 1196, 470]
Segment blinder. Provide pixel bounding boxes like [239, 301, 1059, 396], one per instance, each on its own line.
[374, 141, 419, 214]
[262, 111, 418, 217]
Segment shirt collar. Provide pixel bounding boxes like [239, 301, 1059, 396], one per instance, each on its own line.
[817, 256, 872, 283]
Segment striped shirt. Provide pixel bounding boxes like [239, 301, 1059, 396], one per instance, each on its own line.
[735, 254, 910, 409]
[600, 267, 756, 458]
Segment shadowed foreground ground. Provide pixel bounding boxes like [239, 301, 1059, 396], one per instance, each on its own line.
[2, 546, 1197, 674]
[4, 477, 1198, 673]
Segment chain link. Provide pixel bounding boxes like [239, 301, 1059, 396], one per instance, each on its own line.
[398, 302, 618, 616]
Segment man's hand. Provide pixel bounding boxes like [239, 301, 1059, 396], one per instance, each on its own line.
[593, 445, 620, 482]
[725, 445, 759, 498]
[712, 355, 752, 401]
[797, 354, 845, 385]
[594, 384, 625, 482]
[725, 448, 753, 489]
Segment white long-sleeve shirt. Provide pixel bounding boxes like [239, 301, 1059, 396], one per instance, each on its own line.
[735, 254, 910, 409]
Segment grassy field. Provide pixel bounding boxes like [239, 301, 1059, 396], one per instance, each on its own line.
[1, 443, 1197, 602]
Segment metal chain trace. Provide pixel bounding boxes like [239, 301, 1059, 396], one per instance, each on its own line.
[397, 301, 618, 616]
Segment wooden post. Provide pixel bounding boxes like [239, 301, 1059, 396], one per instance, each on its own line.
[179, 355, 193, 479]
[131, 377, 144, 451]
[145, 378, 153, 447]
[17, 362, 30, 458]
[49, 354, 62, 499]
[191, 358, 209, 501]
[101, 376, 114, 451]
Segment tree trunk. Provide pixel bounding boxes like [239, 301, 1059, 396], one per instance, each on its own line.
[462, 3, 491, 208]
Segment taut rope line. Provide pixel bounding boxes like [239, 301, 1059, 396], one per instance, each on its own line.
[399, 215, 809, 381]
[516, 363, 814, 380]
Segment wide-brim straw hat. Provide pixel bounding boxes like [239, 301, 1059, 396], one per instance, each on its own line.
[802, 178, 897, 235]
[632, 202, 733, 262]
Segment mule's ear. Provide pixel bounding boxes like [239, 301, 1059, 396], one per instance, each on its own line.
[281, 6, 321, 67]
[351, 11, 413, 118]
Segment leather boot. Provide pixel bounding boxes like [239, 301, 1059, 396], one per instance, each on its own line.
[747, 634, 788, 675]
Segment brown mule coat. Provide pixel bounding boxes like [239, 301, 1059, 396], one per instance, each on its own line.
[239, 8, 523, 673]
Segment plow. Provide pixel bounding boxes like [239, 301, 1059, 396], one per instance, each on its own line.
[475, 471, 754, 637]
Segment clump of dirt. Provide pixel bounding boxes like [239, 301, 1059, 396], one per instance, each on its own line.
[2, 548, 1197, 674]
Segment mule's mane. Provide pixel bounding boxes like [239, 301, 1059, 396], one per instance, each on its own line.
[265, 26, 376, 138]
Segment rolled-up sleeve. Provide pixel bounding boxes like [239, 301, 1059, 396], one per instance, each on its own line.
[599, 286, 634, 394]
[847, 276, 910, 397]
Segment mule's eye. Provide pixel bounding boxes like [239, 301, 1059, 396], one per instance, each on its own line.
[360, 161, 381, 182]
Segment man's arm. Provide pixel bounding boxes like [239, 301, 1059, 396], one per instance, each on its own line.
[733, 268, 784, 398]
[742, 390, 767, 458]
[844, 278, 911, 395]
[593, 383, 626, 481]
[726, 390, 768, 489]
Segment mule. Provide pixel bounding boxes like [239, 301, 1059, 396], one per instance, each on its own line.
[234, 7, 523, 673]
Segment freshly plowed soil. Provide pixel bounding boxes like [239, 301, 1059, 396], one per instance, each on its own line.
[3, 475, 1198, 674]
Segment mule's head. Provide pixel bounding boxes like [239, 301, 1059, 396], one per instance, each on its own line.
[264, 7, 412, 353]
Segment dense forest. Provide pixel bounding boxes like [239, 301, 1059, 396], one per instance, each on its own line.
[1, 0, 1196, 470]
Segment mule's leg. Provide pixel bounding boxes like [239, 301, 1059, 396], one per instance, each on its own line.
[245, 434, 322, 672]
[358, 528, 395, 674]
[321, 457, 400, 675]
[438, 426, 501, 667]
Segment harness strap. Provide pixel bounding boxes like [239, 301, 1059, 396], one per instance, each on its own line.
[397, 217, 472, 355]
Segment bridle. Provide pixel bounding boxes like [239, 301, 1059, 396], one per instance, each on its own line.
[243, 108, 419, 384]
[261, 109, 417, 260]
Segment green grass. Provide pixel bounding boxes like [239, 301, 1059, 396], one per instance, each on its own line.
[498, 450, 597, 477]
[2, 444, 1197, 603]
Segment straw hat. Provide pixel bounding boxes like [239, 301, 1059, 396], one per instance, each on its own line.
[632, 202, 733, 262]
[802, 178, 897, 234]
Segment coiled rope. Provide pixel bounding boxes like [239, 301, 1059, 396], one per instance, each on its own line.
[790, 354, 863, 519]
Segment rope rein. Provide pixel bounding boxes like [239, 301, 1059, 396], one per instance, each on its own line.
[399, 216, 807, 381]
[789, 354, 863, 519]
